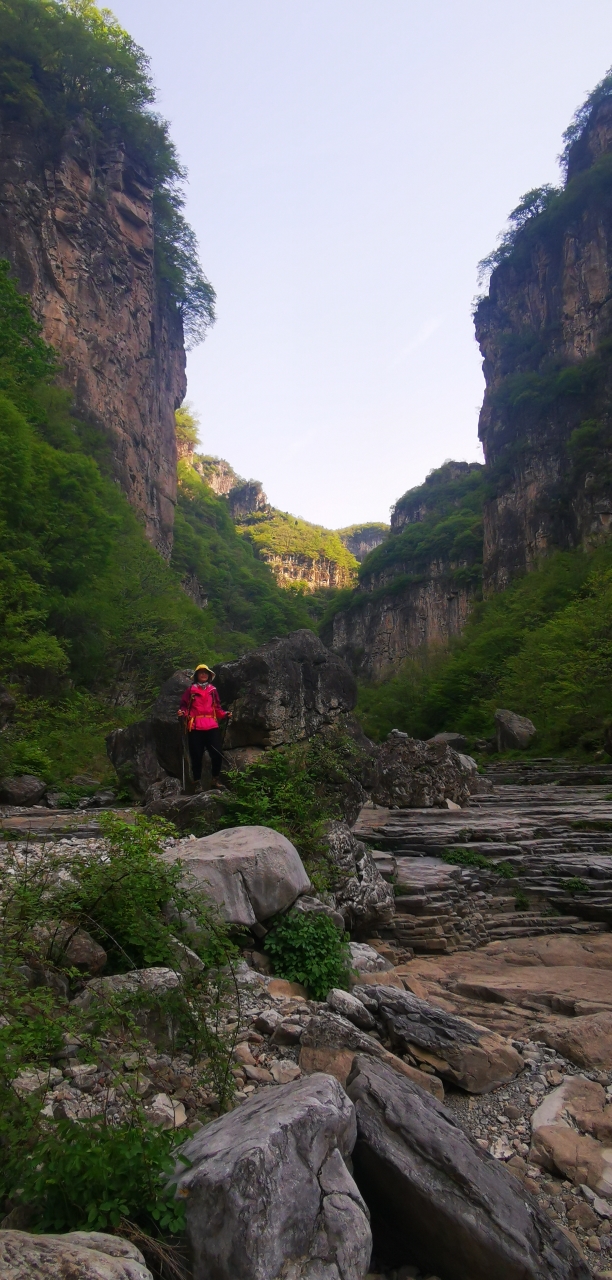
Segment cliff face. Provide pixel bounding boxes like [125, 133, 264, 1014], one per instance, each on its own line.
[338, 523, 389, 562]
[324, 462, 485, 678]
[0, 123, 186, 557]
[476, 98, 612, 591]
[260, 551, 355, 593]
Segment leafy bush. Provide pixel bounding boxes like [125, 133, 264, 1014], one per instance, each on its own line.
[562, 877, 590, 896]
[264, 912, 352, 1000]
[17, 1117, 187, 1236]
[204, 733, 368, 889]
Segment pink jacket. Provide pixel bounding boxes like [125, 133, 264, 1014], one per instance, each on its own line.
[178, 683, 229, 731]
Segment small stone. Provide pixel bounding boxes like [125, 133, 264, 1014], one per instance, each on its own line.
[267, 979, 308, 999]
[588, 1236, 602, 1252]
[568, 1202, 599, 1230]
[146, 1092, 187, 1128]
[271, 1021, 303, 1046]
[270, 1060, 301, 1085]
[505, 1104, 522, 1120]
[234, 1043, 257, 1066]
[244, 1064, 274, 1083]
[253, 1010, 281, 1035]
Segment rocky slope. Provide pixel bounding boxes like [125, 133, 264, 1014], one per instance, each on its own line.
[337, 523, 390, 562]
[476, 93, 612, 591]
[0, 122, 186, 558]
[324, 461, 485, 678]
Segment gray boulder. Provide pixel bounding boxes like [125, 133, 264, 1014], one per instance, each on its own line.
[106, 670, 193, 796]
[171, 1072, 372, 1280]
[214, 630, 356, 748]
[346, 1055, 589, 1280]
[144, 788, 226, 830]
[354, 984, 523, 1093]
[428, 731, 469, 751]
[325, 821, 394, 935]
[162, 825, 311, 929]
[495, 708, 537, 751]
[370, 732, 473, 808]
[0, 774, 47, 805]
[349, 942, 393, 974]
[0, 1230, 152, 1280]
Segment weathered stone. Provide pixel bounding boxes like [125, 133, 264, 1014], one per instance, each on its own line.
[529, 1077, 612, 1195]
[270, 1059, 301, 1084]
[370, 733, 472, 809]
[299, 1010, 444, 1099]
[428, 731, 469, 751]
[0, 775, 47, 805]
[163, 825, 310, 929]
[534, 1011, 612, 1069]
[290, 894, 346, 931]
[0, 1229, 152, 1280]
[29, 923, 107, 974]
[325, 821, 394, 935]
[171, 1072, 372, 1280]
[72, 967, 181, 1048]
[355, 984, 523, 1093]
[145, 1092, 187, 1129]
[327, 988, 377, 1031]
[214, 630, 357, 749]
[349, 942, 393, 974]
[495, 708, 537, 752]
[145, 789, 226, 829]
[346, 1055, 590, 1280]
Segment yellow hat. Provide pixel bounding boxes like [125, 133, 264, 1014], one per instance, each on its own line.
[194, 662, 215, 678]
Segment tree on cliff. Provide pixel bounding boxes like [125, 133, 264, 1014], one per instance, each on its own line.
[0, 0, 215, 345]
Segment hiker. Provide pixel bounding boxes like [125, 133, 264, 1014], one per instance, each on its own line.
[178, 664, 232, 790]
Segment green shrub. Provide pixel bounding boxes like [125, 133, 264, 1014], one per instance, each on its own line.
[562, 876, 590, 896]
[16, 1117, 187, 1236]
[264, 912, 352, 1000]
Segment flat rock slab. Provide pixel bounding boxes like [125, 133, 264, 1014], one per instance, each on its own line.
[354, 985, 523, 1093]
[346, 1055, 590, 1280]
[171, 1072, 372, 1280]
[0, 1230, 152, 1280]
[163, 825, 310, 927]
[533, 1009, 612, 1068]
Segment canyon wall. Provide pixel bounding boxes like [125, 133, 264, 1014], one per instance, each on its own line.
[324, 462, 484, 678]
[476, 98, 612, 591]
[338, 523, 389, 562]
[0, 123, 186, 557]
[259, 551, 355, 593]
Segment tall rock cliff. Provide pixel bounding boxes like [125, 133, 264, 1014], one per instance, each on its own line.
[323, 462, 485, 678]
[475, 94, 612, 591]
[0, 123, 186, 557]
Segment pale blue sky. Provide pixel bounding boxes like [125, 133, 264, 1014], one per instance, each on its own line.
[113, 0, 612, 528]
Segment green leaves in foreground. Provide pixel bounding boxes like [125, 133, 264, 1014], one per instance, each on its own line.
[264, 912, 352, 1001]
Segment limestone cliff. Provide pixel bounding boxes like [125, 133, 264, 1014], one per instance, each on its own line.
[337, 523, 389, 562]
[258, 550, 355, 592]
[475, 95, 612, 591]
[324, 462, 485, 678]
[0, 122, 186, 557]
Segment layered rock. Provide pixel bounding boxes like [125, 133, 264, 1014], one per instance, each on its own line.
[0, 1230, 153, 1280]
[346, 1055, 590, 1280]
[0, 122, 186, 556]
[337, 524, 390, 563]
[475, 96, 612, 591]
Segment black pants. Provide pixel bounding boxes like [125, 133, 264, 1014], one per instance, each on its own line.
[188, 728, 223, 780]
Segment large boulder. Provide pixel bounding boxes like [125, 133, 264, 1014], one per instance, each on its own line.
[354, 984, 524, 1093]
[0, 774, 47, 805]
[370, 732, 473, 808]
[299, 1009, 444, 1099]
[106, 670, 193, 796]
[162, 825, 311, 929]
[324, 821, 394, 935]
[495, 708, 537, 751]
[0, 1230, 152, 1279]
[532, 1009, 612, 1068]
[346, 1055, 590, 1280]
[214, 629, 357, 748]
[170, 1072, 372, 1280]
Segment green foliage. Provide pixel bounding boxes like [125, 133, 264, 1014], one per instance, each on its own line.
[172, 459, 315, 648]
[323, 464, 485, 635]
[478, 185, 560, 281]
[197, 733, 366, 891]
[264, 912, 352, 1001]
[356, 544, 612, 751]
[174, 402, 200, 454]
[237, 508, 358, 581]
[0, 815, 237, 1234]
[0, 0, 214, 342]
[17, 1118, 187, 1235]
[441, 848, 516, 878]
[561, 65, 612, 170]
[514, 890, 530, 912]
[562, 876, 590, 895]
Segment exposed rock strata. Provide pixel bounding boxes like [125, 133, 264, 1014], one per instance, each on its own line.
[475, 97, 612, 591]
[0, 122, 186, 556]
